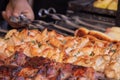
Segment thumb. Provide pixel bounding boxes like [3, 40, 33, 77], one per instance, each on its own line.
[24, 11, 34, 21]
[2, 11, 8, 20]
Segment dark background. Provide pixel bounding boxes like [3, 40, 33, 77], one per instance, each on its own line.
[33, 0, 70, 20]
[0, 0, 9, 21]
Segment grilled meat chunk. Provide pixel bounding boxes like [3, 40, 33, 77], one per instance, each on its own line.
[0, 52, 106, 80]
[4, 51, 29, 66]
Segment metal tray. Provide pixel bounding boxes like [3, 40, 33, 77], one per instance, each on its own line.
[68, 0, 116, 17]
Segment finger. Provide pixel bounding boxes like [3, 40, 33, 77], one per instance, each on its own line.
[6, 10, 12, 18]
[22, 10, 35, 20]
[5, 3, 13, 18]
[2, 11, 21, 28]
[2, 11, 9, 21]
[12, 8, 21, 17]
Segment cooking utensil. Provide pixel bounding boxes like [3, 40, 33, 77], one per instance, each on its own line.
[9, 9, 106, 36]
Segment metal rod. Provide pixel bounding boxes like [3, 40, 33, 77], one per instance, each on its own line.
[50, 23, 74, 34]
[73, 17, 106, 32]
[0, 29, 8, 33]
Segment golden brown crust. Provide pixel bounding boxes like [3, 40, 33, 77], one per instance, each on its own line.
[5, 29, 18, 39]
[75, 27, 114, 42]
[74, 27, 89, 37]
[89, 30, 113, 42]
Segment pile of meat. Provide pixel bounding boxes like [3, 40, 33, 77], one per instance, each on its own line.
[0, 28, 120, 79]
[0, 51, 105, 80]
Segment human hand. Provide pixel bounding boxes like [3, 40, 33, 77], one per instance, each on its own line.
[2, 0, 34, 28]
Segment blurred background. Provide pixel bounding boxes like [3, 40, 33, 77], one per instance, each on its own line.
[0, 0, 119, 31]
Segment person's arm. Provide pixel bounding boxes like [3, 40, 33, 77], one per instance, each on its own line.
[2, 0, 34, 28]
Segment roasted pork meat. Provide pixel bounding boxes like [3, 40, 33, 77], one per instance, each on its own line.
[0, 28, 120, 79]
[0, 52, 106, 80]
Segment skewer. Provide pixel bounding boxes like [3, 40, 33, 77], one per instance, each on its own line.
[72, 16, 106, 32]
[0, 29, 8, 33]
[36, 20, 75, 35]
[47, 13, 106, 32]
